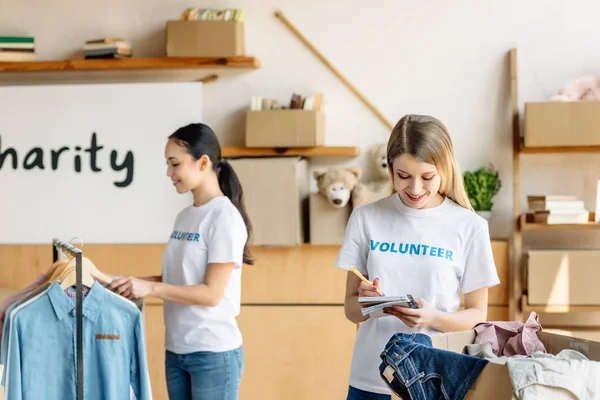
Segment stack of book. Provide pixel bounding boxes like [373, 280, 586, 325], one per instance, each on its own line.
[527, 195, 590, 224]
[179, 8, 245, 21]
[0, 36, 35, 61]
[250, 93, 324, 111]
[82, 38, 132, 59]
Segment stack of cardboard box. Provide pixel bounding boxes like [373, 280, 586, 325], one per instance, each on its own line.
[228, 93, 353, 247]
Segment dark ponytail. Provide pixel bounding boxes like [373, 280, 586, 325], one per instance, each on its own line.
[169, 123, 255, 265]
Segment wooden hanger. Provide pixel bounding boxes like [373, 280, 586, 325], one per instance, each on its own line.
[77, 256, 112, 284]
[46, 238, 112, 286]
[45, 258, 73, 285]
[58, 256, 111, 285]
[58, 264, 95, 290]
[45, 257, 71, 280]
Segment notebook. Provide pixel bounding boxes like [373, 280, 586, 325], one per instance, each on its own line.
[359, 294, 419, 318]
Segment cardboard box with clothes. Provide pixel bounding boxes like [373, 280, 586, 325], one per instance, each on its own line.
[385, 312, 600, 400]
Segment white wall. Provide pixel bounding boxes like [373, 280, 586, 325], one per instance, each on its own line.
[1, 0, 600, 240]
[0, 83, 203, 243]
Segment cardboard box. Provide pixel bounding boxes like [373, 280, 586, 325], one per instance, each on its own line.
[245, 110, 325, 148]
[228, 157, 309, 246]
[528, 249, 600, 305]
[524, 102, 600, 147]
[166, 20, 245, 57]
[309, 193, 350, 245]
[391, 330, 600, 400]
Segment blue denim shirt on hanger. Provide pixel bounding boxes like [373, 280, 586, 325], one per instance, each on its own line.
[4, 281, 152, 400]
[379, 333, 488, 400]
[0, 282, 52, 386]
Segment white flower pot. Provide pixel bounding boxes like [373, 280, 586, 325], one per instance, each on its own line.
[476, 211, 492, 222]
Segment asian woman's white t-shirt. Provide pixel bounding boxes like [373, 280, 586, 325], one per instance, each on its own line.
[335, 194, 500, 394]
[162, 196, 247, 354]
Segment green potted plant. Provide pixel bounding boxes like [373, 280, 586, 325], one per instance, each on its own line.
[463, 165, 502, 222]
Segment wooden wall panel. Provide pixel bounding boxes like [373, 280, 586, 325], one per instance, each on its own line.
[489, 240, 509, 305]
[0, 240, 510, 400]
[0, 240, 509, 307]
[241, 244, 346, 304]
[237, 305, 355, 400]
[487, 306, 509, 321]
[0, 244, 163, 286]
[143, 305, 168, 400]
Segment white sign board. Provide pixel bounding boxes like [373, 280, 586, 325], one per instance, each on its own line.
[0, 82, 204, 244]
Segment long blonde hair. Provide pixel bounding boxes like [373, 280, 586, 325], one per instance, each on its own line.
[387, 114, 473, 211]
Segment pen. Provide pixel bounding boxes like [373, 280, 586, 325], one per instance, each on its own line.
[349, 266, 384, 295]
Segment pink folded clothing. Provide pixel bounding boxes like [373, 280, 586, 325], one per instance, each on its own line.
[473, 311, 546, 357]
[0, 273, 49, 326]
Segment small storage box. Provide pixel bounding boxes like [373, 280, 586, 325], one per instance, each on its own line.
[524, 102, 600, 147]
[527, 249, 600, 305]
[245, 110, 325, 148]
[227, 157, 309, 246]
[309, 193, 350, 245]
[166, 20, 245, 58]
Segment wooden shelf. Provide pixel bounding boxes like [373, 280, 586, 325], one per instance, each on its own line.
[522, 295, 600, 313]
[0, 56, 260, 72]
[519, 139, 600, 154]
[520, 212, 599, 231]
[222, 146, 360, 158]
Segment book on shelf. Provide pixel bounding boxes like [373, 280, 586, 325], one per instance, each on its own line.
[0, 36, 35, 61]
[359, 294, 419, 319]
[82, 38, 132, 59]
[527, 194, 591, 224]
[532, 210, 590, 224]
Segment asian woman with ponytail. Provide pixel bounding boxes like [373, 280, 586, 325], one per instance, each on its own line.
[109, 123, 254, 400]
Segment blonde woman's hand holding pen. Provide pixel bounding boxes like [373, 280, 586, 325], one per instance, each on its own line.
[349, 266, 384, 297]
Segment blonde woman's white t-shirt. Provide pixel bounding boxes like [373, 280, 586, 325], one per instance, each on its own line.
[335, 194, 500, 394]
[162, 196, 247, 354]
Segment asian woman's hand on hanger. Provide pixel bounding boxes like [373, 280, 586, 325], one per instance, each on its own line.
[108, 277, 153, 300]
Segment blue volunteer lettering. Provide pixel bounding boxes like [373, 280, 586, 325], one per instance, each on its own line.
[369, 240, 454, 261]
[170, 231, 201, 242]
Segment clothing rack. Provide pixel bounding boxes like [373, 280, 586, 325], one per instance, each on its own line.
[52, 238, 84, 399]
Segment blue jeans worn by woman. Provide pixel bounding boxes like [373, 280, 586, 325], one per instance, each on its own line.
[347, 385, 391, 400]
[165, 346, 244, 400]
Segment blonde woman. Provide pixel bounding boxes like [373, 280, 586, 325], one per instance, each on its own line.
[336, 114, 500, 399]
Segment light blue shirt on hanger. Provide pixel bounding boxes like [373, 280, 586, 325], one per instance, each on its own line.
[3, 280, 152, 400]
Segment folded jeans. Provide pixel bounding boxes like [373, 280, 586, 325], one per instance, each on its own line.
[379, 333, 488, 400]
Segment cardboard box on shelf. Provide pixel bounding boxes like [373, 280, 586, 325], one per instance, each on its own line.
[524, 102, 600, 147]
[309, 193, 350, 245]
[228, 157, 309, 246]
[391, 330, 600, 400]
[528, 249, 600, 305]
[166, 20, 245, 58]
[245, 110, 325, 148]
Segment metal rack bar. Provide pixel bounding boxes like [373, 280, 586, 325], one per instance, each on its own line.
[52, 238, 83, 399]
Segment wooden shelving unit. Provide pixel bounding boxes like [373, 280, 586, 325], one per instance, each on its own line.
[520, 144, 600, 154]
[0, 56, 260, 72]
[520, 212, 599, 231]
[222, 146, 360, 158]
[521, 296, 600, 314]
[510, 48, 600, 322]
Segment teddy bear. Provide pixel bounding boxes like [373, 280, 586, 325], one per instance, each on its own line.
[313, 144, 394, 209]
[368, 142, 393, 195]
[313, 166, 362, 208]
[552, 76, 600, 101]
[351, 143, 394, 207]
